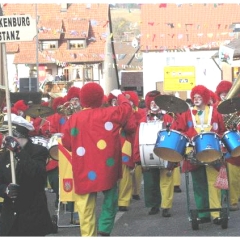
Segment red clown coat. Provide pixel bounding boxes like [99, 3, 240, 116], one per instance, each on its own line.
[62, 95, 132, 194]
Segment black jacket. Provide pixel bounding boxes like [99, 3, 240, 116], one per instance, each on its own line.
[0, 139, 53, 236]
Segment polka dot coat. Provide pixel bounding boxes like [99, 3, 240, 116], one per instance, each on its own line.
[62, 95, 132, 194]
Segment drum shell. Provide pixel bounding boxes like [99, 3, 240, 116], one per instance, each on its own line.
[139, 121, 166, 168]
[154, 130, 189, 162]
[192, 132, 222, 163]
[221, 131, 240, 158]
[48, 133, 63, 161]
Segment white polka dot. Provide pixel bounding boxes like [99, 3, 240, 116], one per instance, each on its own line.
[76, 147, 85, 156]
[105, 122, 113, 131]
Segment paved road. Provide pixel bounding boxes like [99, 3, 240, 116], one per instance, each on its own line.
[46, 172, 240, 237]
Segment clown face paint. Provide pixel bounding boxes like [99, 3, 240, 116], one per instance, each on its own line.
[150, 100, 160, 112]
[193, 94, 203, 107]
[70, 97, 80, 109]
[220, 92, 227, 101]
[111, 98, 118, 106]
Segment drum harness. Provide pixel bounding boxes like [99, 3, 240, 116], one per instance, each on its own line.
[188, 106, 223, 166]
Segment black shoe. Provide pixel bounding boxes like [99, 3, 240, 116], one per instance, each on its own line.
[132, 194, 140, 200]
[162, 209, 171, 217]
[118, 206, 128, 212]
[174, 186, 182, 193]
[148, 207, 160, 215]
[200, 217, 211, 223]
[51, 215, 58, 234]
[213, 217, 222, 225]
[98, 231, 110, 236]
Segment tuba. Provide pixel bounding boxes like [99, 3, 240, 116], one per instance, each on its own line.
[218, 75, 240, 129]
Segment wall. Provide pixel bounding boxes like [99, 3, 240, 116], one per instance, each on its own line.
[143, 50, 222, 99]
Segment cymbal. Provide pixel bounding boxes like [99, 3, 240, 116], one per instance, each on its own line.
[154, 95, 189, 113]
[217, 98, 240, 114]
[25, 104, 54, 118]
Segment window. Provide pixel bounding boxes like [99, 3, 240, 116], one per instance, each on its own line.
[40, 41, 58, 50]
[84, 66, 93, 81]
[68, 40, 86, 49]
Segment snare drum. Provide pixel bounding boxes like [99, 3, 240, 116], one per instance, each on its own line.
[192, 132, 222, 163]
[139, 121, 167, 168]
[48, 133, 63, 161]
[31, 136, 49, 148]
[154, 130, 189, 162]
[221, 130, 240, 158]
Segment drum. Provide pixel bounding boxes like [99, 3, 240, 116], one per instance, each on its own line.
[30, 136, 49, 148]
[139, 121, 166, 168]
[154, 130, 189, 162]
[192, 132, 222, 163]
[221, 130, 240, 157]
[48, 133, 63, 161]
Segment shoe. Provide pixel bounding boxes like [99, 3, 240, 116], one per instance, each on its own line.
[97, 231, 110, 236]
[118, 206, 128, 212]
[51, 215, 58, 234]
[199, 217, 211, 223]
[229, 204, 239, 211]
[162, 209, 171, 217]
[174, 186, 182, 193]
[213, 217, 222, 225]
[148, 207, 160, 215]
[132, 194, 140, 200]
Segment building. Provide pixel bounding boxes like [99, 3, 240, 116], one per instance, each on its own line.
[140, 3, 240, 99]
[2, 3, 118, 96]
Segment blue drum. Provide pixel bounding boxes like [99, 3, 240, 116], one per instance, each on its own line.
[221, 130, 240, 158]
[192, 132, 222, 163]
[154, 129, 189, 162]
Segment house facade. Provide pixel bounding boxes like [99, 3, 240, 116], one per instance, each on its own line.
[3, 3, 118, 96]
[140, 3, 240, 99]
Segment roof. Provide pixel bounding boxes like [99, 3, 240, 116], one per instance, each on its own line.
[3, 3, 109, 64]
[140, 3, 240, 51]
[113, 41, 142, 70]
[38, 19, 63, 40]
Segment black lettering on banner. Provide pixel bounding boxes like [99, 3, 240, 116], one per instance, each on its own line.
[16, 30, 20, 40]
[0, 16, 31, 28]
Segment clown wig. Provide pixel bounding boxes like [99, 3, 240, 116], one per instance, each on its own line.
[145, 90, 161, 110]
[215, 80, 232, 101]
[80, 82, 104, 108]
[123, 91, 139, 107]
[190, 85, 210, 105]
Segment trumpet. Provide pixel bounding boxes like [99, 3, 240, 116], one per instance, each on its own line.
[57, 102, 75, 116]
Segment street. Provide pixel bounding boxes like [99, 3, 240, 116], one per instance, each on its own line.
[46, 172, 240, 237]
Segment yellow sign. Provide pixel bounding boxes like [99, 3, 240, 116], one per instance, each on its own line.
[163, 66, 195, 91]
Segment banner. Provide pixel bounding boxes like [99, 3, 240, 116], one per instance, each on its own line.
[58, 139, 77, 202]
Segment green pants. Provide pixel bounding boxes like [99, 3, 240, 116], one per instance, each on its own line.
[191, 166, 210, 218]
[143, 169, 161, 208]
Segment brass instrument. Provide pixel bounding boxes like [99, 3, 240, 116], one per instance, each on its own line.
[223, 112, 240, 129]
[218, 75, 240, 128]
[57, 101, 75, 116]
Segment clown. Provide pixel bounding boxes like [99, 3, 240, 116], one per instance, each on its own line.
[182, 85, 227, 225]
[215, 80, 240, 212]
[66, 86, 81, 112]
[62, 83, 132, 236]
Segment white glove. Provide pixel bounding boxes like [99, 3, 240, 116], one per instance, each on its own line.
[111, 89, 122, 97]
